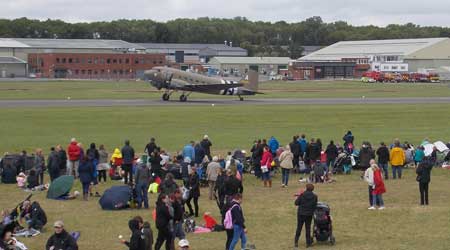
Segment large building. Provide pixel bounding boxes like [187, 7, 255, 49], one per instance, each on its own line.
[292, 38, 450, 79]
[208, 57, 291, 76]
[137, 43, 248, 68]
[0, 38, 164, 78]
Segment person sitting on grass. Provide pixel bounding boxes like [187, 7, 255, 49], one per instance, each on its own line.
[46, 220, 78, 250]
[27, 169, 39, 189]
[20, 200, 47, 233]
[16, 173, 27, 189]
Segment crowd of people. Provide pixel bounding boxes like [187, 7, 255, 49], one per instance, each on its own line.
[1, 132, 449, 250]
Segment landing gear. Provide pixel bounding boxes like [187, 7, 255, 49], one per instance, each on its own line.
[162, 93, 170, 101]
[239, 96, 244, 101]
[179, 94, 187, 102]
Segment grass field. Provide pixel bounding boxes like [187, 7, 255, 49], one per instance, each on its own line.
[0, 80, 449, 100]
[1, 168, 450, 250]
[1, 82, 450, 250]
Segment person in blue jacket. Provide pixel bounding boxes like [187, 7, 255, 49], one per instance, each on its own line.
[182, 141, 195, 163]
[298, 134, 307, 160]
[268, 136, 279, 156]
[78, 156, 94, 201]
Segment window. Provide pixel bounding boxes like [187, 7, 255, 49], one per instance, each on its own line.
[87, 58, 92, 64]
[135, 59, 139, 64]
[113, 59, 117, 64]
[383, 66, 389, 70]
[94, 70, 98, 75]
[75, 70, 79, 75]
[119, 69, 123, 75]
[140, 58, 145, 64]
[401, 66, 406, 70]
[113, 70, 117, 74]
[100, 58, 104, 64]
[100, 69, 105, 74]
[94, 58, 98, 64]
[75, 58, 80, 63]
[153, 61, 157, 64]
[125, 58, 130, 64]
[81, 69, 86, 74]
[68, 58, 73, 63]
[81, 58, 85, 64]
[118, 59, 122, 64]
[391, 66, 398, 70]
[159, 61, 163, 64]
[106, 59, 111, 64]
[88, 70, 92, 75]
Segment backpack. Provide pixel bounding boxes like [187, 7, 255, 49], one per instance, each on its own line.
[224, 204, 239, 230]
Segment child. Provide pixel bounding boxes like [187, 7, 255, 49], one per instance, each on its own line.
[16, 172, 27, 188]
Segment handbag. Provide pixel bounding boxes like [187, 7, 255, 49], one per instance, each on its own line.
[261, 165, 269, 173]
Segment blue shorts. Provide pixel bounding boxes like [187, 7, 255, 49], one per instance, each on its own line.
[262, 171, 271, 180]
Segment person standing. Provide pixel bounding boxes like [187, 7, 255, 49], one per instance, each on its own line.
[149, 151, 163, 178]
[171, 190, 185, 243]
[364, 160, 376, 209]
[376, 142, 390, 179]
[390, 140, 406, 179]
[182, 141, 195, 164]
[228, 193, 247, 250]
[135, 163, 151, 209]
[97, 145, 109, 183]
[145, 138, 159, 157]
[359, 142, 375, 171]
[45, 221, 78, 250]
[86, 143, 100, 197]
[194, 143, 205, 167]
[120, 218, 146, 250]
[121, 140, 135, 185]
[414, 146, 425, 167]
[260, 146, 273, 188]
[154, 194, 173, 250]
[67, 138, 81, 178]
[56, 145, 67, 176]
[268, 136, 279, 157]
[200, 135, 213, 160]
[372, 164, 386, 210]
[279, 145, 293, 187]
[325, 140, 338, 171]
[294, 183, 317, 249]
[250, 140, 263, 179]
[34, 148, 45, 185]
[342, 131, 354, 153]
[416, 156, 433, 206]
[47, 147, 60, 182]
[289, 136, 301, 170]
[186, 167, 200, 217]
[206, 156, 221, 200]
[298, 134, 307, 160]
[78, 156, 94, 201]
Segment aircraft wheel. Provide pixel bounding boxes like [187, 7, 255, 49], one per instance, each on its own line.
[162, 93, 170, 101]
[179, 95, 187, 102]
[239, 96, 244, 101]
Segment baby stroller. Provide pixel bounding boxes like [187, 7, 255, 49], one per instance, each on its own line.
[313, 202, 335, 245]
[333, 152, 356, 174]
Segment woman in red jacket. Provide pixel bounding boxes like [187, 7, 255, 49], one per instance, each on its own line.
[372, 164, 386, 210]
[260, 146, 273, 188]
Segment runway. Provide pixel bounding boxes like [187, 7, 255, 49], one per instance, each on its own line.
[1, 97, 450, 108]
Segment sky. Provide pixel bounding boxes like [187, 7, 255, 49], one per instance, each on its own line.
[1, 0, 450, 27]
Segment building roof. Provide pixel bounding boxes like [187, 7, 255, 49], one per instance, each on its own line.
[2, 38, 144, 50]
[137, 43, 247, 52]
[210, 57, 291, 65]
[0, 56, 27, 64]
[299, 38, 449, 61]
[0, 38, 30, 48]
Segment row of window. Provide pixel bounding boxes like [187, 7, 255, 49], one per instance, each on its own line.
[55, 57, 163, 65]
[71, 69, 134, 75]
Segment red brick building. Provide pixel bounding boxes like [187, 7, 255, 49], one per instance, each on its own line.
[28, 53, 166, 79]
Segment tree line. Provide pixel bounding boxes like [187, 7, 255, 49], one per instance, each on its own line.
[1, 16, 449, 58]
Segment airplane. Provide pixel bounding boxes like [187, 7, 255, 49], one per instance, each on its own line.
[144, 66, 261, 102]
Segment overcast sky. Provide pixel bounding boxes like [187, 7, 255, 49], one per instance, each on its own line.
[2, 0, 450, 27]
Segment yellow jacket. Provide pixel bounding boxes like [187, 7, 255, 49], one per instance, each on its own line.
[111, 148, 122, 163]
[390, 147, 405, 166]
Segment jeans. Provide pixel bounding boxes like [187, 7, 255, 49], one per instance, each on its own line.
[173, 221, 185, 240]
[392, 165, 402, 179]
[81, 182, 90, 195]
[372, 194, 384, 207]
[67, 160, 79, 178]
[294, 215, 312, 246]
[136, 182, 149, 208]
[281, 168, 290, 185]
[229, 225, 247, 250]
[293, 155, 300, 168]
[327, 159, 336, 170]
[38, 170, 44, 185]
[419, 182, 429, 205]
[122, 163, 133, 184]
[368, 186, 376, 206]
[186, 196, 199, 217]
[154, 228, 172, 250]
[378, 163, 389, 179]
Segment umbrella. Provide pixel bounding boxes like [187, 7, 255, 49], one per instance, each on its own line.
[99, 186, 131, 210]
[47, 175, 74, 199]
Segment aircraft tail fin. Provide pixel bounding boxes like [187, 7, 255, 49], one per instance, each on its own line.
[240, 69, 259, 92]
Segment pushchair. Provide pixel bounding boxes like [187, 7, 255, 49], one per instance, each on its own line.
[313, 202, 335, 245]
[333, 152, 356, 174]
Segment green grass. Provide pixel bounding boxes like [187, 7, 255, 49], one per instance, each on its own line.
[1, 103, 450, 250]
[0, 80, 449, 100]
[0, 104, 449, 154]
[2, 168, 450, 250]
